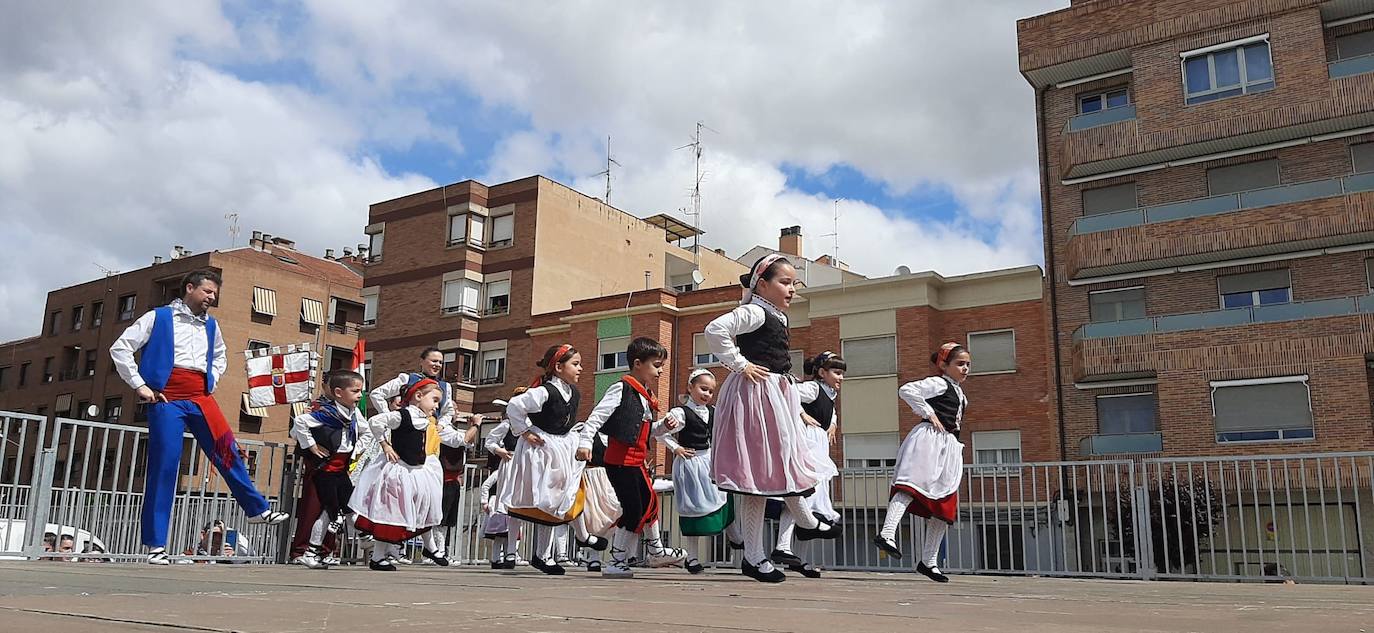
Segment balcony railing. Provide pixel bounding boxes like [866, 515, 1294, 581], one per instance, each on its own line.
[481, 303, 511, 317]
[1075, 293, 1374, 341]
[1071, 171, 1374, 235]
[478, 375, 504, 386]
[1067, 104, 1137, 132]
[326, 322, 362, 335]
[1080, 432, 1163, 456]
[442, 305, 479, 317]
[1329, 53, 1374, 80]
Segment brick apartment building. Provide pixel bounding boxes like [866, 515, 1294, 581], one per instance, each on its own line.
[525, 264, 1050, 475]
[0, 232, 365, 445]
[1019, 0, 1374, 459]
[360, 175, 747, 415]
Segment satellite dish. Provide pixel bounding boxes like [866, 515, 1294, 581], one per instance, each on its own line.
[895, 265, 912, 276]
[169, 247, 181, 260]
[691, 269, 705, 285]
[86, 404, 101, 418]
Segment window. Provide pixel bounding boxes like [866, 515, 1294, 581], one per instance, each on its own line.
[135, 402, 149, 423]
[76, 400, 90, 419]
[42, 357, 53, 384]
[91, 301, 103, 328]
[366, 225, 384, 263]
[1335, 30, 1374, 60]
[485, 280, 511, 316]
[48, 311, 61, 336]
[1218, 269, 1290, 309]
[71, 306, 83, 332]
[693, 333, 719, 366]
[1354, 143, 1374, 174]
[0, 366, 7, 391]
[84, 350, 96, 378]
[55, 393, 72, 415]
[1090, 287, 1146, 323]
[841, 336, 896, 378]
[362, 287, 378, 326]
[843, 432, 899, 469]
[1082, 183, 1138, 216]
[1182, 39, 1273, 104]
[789, 350, 806, 380]
[967, 330, 1016, 374]
[1096, 393, 1158, 434]
[468, 215, 486, 247]
[490, 214, 514, 248]
[1207, 159, 1280, 195]
[300, 298, 325, 327]
[1211, 376, 1313, 442]
[247, 339, 270, 352]
[19, 362, 29, 387]
[442, 279, 480, 315]
[445, 350, 478, 385]
[251, 287, 278, 317]
[480, 349, 506, 385]
[117, 294, 137, 321]
[1078, 87, 1129, 114]
[972, 430, 1022, 472]
[1367, 258, 1374, 291]
[599, 336, 630, 372]
[448, 212, 468, 246]
[103, 397, 122, 422]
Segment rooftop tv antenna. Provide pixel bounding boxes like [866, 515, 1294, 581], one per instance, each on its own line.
[676, 121, 716, 272]
[592, 135, 621, 203]
[93, 262, 119, 277]
[819, 198, 841, 266]
[225, 212, 240, 247]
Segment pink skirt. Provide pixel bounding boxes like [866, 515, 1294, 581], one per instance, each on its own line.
[710, 371, 825, 496]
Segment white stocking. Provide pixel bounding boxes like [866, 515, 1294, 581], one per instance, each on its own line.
[922, 518, 948, 568]
[881, 492, 914, 540]
[739, 495, 772, 572]
[683, 535, 701, 563]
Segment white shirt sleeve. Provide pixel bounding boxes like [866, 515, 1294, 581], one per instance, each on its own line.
[505, 387, 550, 435]
[704, 304, 766, 373]
[369, 373, 409, 416]
[290, 412, 317, 449]
[484, 420, 511, 451]
[579, 382, 624, 450]
[438, 420, 467, 448]
[209, 322, 227, 393]
[369, 410, 403, 441]
[480, 471, 498, 501]
[655, 408, 686, 452]
[109, 310, 157, 391]
[898, 377, 948, 422]
[796, 381, 821, 404]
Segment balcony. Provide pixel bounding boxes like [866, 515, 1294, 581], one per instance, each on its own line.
[478, 375, 504, 386]
[1066, 104, 1136, 132]
[1075, 293, 1374, 341]
[326, 322, 362, 335]
[481, 303, 511, 318]
[1064, 179, 1374, 280]
[1330, 53, 1374, 80]
[1080, 432, 1162, 456]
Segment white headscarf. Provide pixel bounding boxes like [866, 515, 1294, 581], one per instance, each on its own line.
[741, 252, 787, 304]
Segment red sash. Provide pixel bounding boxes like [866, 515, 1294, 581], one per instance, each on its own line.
[163, 368, 242, 471]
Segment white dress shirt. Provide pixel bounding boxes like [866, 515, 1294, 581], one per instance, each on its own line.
[657, 401, 711, 452]
[370, 372, 455, 425]
[109, 299, 227, 392]
[703, 297, 789, 372]
[369, 405, 469, 448]
[578, 381, 670, 450]
[290, 401, 362, 453]
[484, 419, 513, 452]
[505, 376, 574, 435]
[899, 376, 965, 425]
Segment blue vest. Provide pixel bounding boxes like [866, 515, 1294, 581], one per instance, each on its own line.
[138, 306, 219, 393]
[404, 373, 448, 411]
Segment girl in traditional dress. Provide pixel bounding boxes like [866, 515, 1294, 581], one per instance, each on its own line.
[772, 352, 845, 578]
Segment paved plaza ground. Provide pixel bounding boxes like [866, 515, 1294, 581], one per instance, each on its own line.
[0, 562, 1369, 632]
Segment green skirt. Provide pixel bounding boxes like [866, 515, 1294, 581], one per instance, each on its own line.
[679, 496, 735, 537]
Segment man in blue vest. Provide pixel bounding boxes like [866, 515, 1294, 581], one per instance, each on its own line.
[110, 269, 288, 565]
[369, 346, 456, 424]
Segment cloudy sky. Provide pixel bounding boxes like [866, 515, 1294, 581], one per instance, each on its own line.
[0, 0, 1065, 341]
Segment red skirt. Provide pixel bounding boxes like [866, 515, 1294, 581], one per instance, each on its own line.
[354, 515, 433, 544]
[892, 484, 958, 525]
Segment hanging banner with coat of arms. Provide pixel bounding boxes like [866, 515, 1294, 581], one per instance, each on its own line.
[245, 343, 318, 407]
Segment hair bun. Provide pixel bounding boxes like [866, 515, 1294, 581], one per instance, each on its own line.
[738, 272, 752, 288]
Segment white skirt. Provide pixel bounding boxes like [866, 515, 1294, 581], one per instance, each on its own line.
[575, 467, 623, 536]
[349, 454, 445, 531]
[892, 422, 965, 500]
[711, 372, 825, 496]
[496, 429, 586, 522]
[672, 448, 729, 517]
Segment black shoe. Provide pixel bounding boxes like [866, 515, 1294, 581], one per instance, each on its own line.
[576, 535, 609, 551]
[770, 549, 804, 567]
[685, 558, 704, 574]
[916, 562, 949, 583]
[530, 556, 566, 576]
[796, 520, 843, 541]
[728, 540, 744, 550]
[741, 558, 785, 583]
[587, 560, 603, 572]
[502, 555, 518, 570]
[872, 534, 904, 559]
[368, 559, 397, 572]
[490, 561, 503, 569]
[422, 549, 451, 567]
[787, 561, 821, 579]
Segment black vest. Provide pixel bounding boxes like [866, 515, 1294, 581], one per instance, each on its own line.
[590, 434, 608, 468]
[485, 427, 519, 470]
[600, 381, 649, 446]
[307, 425, 346, 456]
[526, 382, 580, 436]
[736, 309, 791, 374]
[676, 404, 714, 451]
[391, 408, 427, 466]
[928, 376, 965, 440]
[801, 384, 836, 431]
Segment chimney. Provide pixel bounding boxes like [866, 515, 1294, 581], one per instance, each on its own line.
[779, 226, 803, 258]
[153, 256, 163, 265]
[249, 230, 265, 250]
[270, 236, 296, 249]
[342, 247, 353, 257]
[714, 248, 726, 255]
[324, 248, 335, 259]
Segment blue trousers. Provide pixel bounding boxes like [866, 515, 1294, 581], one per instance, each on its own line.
[141, 400, 270, 547]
